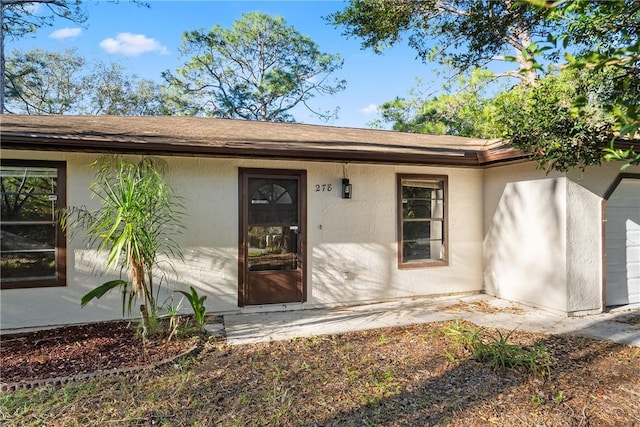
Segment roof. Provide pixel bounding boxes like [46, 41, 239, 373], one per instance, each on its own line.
[0, 115, 527, 167]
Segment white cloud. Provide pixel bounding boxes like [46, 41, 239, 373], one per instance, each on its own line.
[360, 104, 378, 115]
[100, 33, 169, 57]
[24, 3, 41, 14]
[49, 27, 82, 40]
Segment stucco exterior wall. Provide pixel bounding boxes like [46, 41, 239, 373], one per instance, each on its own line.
[484, 160, 640, 315]
[566, 162, 640, 197]
[565, 180, 602, 314]
[306, 163, 484, 305]
[483, 164, 568, 313]
[1, 151, 484, 330]
[563, 162, 640, 313]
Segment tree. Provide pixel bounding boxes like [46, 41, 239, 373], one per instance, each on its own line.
[373, 66, 625, 171]
[63, 156, 183, 338]
[329, 0, 561, 86]
[336, 0, 639, 171]
[492, 68, 617, 171]
[1, 0, 82, 111]
[1, 0, 84, 40]
[530, 0, 640, 168]
[371, 69, 502, 138]
[86, 61, 168, 116]
[5, 48, 168, 115]
[163, 12, 346, 122]
[1, 0, 148, 112]
[4, 48, 86, 114]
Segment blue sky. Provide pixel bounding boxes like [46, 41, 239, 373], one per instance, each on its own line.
[8, 0, 446, 128]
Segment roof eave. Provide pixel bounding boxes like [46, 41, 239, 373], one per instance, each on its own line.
[1, 134, 495, 167]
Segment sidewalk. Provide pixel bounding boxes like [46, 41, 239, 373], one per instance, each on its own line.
[220, 294, 640, 347]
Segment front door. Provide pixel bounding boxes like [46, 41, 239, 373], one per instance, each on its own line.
[239, 169, 306, 306]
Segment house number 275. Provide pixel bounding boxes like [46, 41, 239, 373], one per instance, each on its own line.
[315, 184, 333, 192]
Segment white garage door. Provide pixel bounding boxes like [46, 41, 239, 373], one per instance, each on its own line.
[606, 178, 640, 306]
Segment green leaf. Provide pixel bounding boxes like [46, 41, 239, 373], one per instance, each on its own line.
[619, 123, 639, 138]
[176, 286, 207, 329]
[81, 280, 129, 307]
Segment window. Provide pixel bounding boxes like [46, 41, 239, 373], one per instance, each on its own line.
[397, 174, 447, 267]
[1, 160, 66, 289]
[247, 178, 299, 272]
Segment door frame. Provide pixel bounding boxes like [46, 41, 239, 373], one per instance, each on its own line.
[238, 168, 307, 307]
[602, 173, 640, 309]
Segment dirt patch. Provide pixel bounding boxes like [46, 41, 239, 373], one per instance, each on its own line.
[0, 320, 200, 385]
[441, 299, 525, 314]
[615, 313, 640, 326]
[1, 319, 639, 426]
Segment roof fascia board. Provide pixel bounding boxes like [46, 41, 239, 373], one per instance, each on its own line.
[1, 134, 487, 167]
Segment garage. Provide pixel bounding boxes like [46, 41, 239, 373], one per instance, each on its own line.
[605, 177, 640, 306]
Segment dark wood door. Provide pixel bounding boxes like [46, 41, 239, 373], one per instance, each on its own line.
[239, 169, 306, 306]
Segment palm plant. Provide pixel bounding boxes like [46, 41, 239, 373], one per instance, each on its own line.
[64, 156, 183, 338]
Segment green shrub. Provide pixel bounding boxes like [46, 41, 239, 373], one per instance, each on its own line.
[64, 156, 183, 339]
[176, 286, 208, 330]
[443, 320, 553, 377]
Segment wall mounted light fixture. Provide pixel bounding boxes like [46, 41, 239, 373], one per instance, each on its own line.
[342, 164, 352, 199]
[342, 178, 352, 199]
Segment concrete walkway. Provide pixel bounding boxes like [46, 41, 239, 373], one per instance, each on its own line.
[220, 294, 640, 347]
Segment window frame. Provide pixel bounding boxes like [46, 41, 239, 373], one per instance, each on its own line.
[1, 159, 67, 289]
[397, 174, 449, 268]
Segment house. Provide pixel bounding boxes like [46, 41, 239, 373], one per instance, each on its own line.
[1, 115, 638, 331]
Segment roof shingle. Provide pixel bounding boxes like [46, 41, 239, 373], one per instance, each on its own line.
[0, 115, 525, 167]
